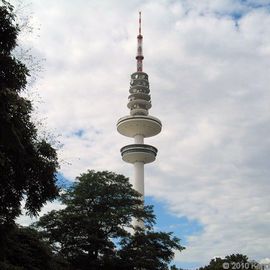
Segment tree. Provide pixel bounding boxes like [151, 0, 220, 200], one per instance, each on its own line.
[118, 229, 185, 270]
[198, 254, 257, 270]
[34, 170, 184, 270]
[35, 170, 155, 269]
[170, 266, 186, 270]
[0, 0, 59, 225]
[0, 224, 68, 270]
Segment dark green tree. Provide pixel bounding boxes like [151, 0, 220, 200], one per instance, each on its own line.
[0, 224, 68, 270]
[118, 229, 185, 270]
[170, 265, 186, 270]
[198, 254, 256, 270]
[35, 170, 184, 270]
[0, 0, 59, 225]
[35, 170, 155, 269]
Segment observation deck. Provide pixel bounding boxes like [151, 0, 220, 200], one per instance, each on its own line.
[117, 115, 162, 138]
[120, 144, 157, 164]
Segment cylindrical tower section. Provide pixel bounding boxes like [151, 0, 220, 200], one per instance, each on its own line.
[134, 161, 144, 198]
[134, 134, 144, 144]
[133, 161, 145, 229]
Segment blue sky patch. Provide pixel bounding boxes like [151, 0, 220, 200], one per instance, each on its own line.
[145, 196, 204, 246]
[240, 0, 270, 9]
[56, 172, 73, 189]
[72, 129, 85, 137]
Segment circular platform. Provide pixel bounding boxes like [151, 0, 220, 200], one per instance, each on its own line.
[120, 144, 158, 164]
[117, 115, 162, 138]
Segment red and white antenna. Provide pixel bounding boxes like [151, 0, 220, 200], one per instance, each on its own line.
[136, 11, 144, 72]
[139, 11, 142, 35]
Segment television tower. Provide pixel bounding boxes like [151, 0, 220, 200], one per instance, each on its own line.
[117, 12, 162, 228]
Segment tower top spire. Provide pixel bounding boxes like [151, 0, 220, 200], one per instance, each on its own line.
[139, 11, 141, 35]
[136, 11, 144, 72]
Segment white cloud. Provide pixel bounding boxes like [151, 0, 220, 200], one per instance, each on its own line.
[14, 0, 270, 267]
[260, 258, 270, 264]
[16, 200, 65, 227]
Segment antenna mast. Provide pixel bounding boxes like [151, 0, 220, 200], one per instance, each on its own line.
[136, 11, 144, 72]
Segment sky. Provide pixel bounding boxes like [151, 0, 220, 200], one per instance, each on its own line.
[12, 0, 270, 269]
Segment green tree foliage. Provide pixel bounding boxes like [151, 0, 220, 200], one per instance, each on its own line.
[198, 254, 256, 270]
[35, 170, 184, 270]
[170, 265, 186, 270]
[0, 224, 68, 270]
[170, 266, 187, 270]
[118, 229, 185, 270]
[0, 0, 59, 224]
